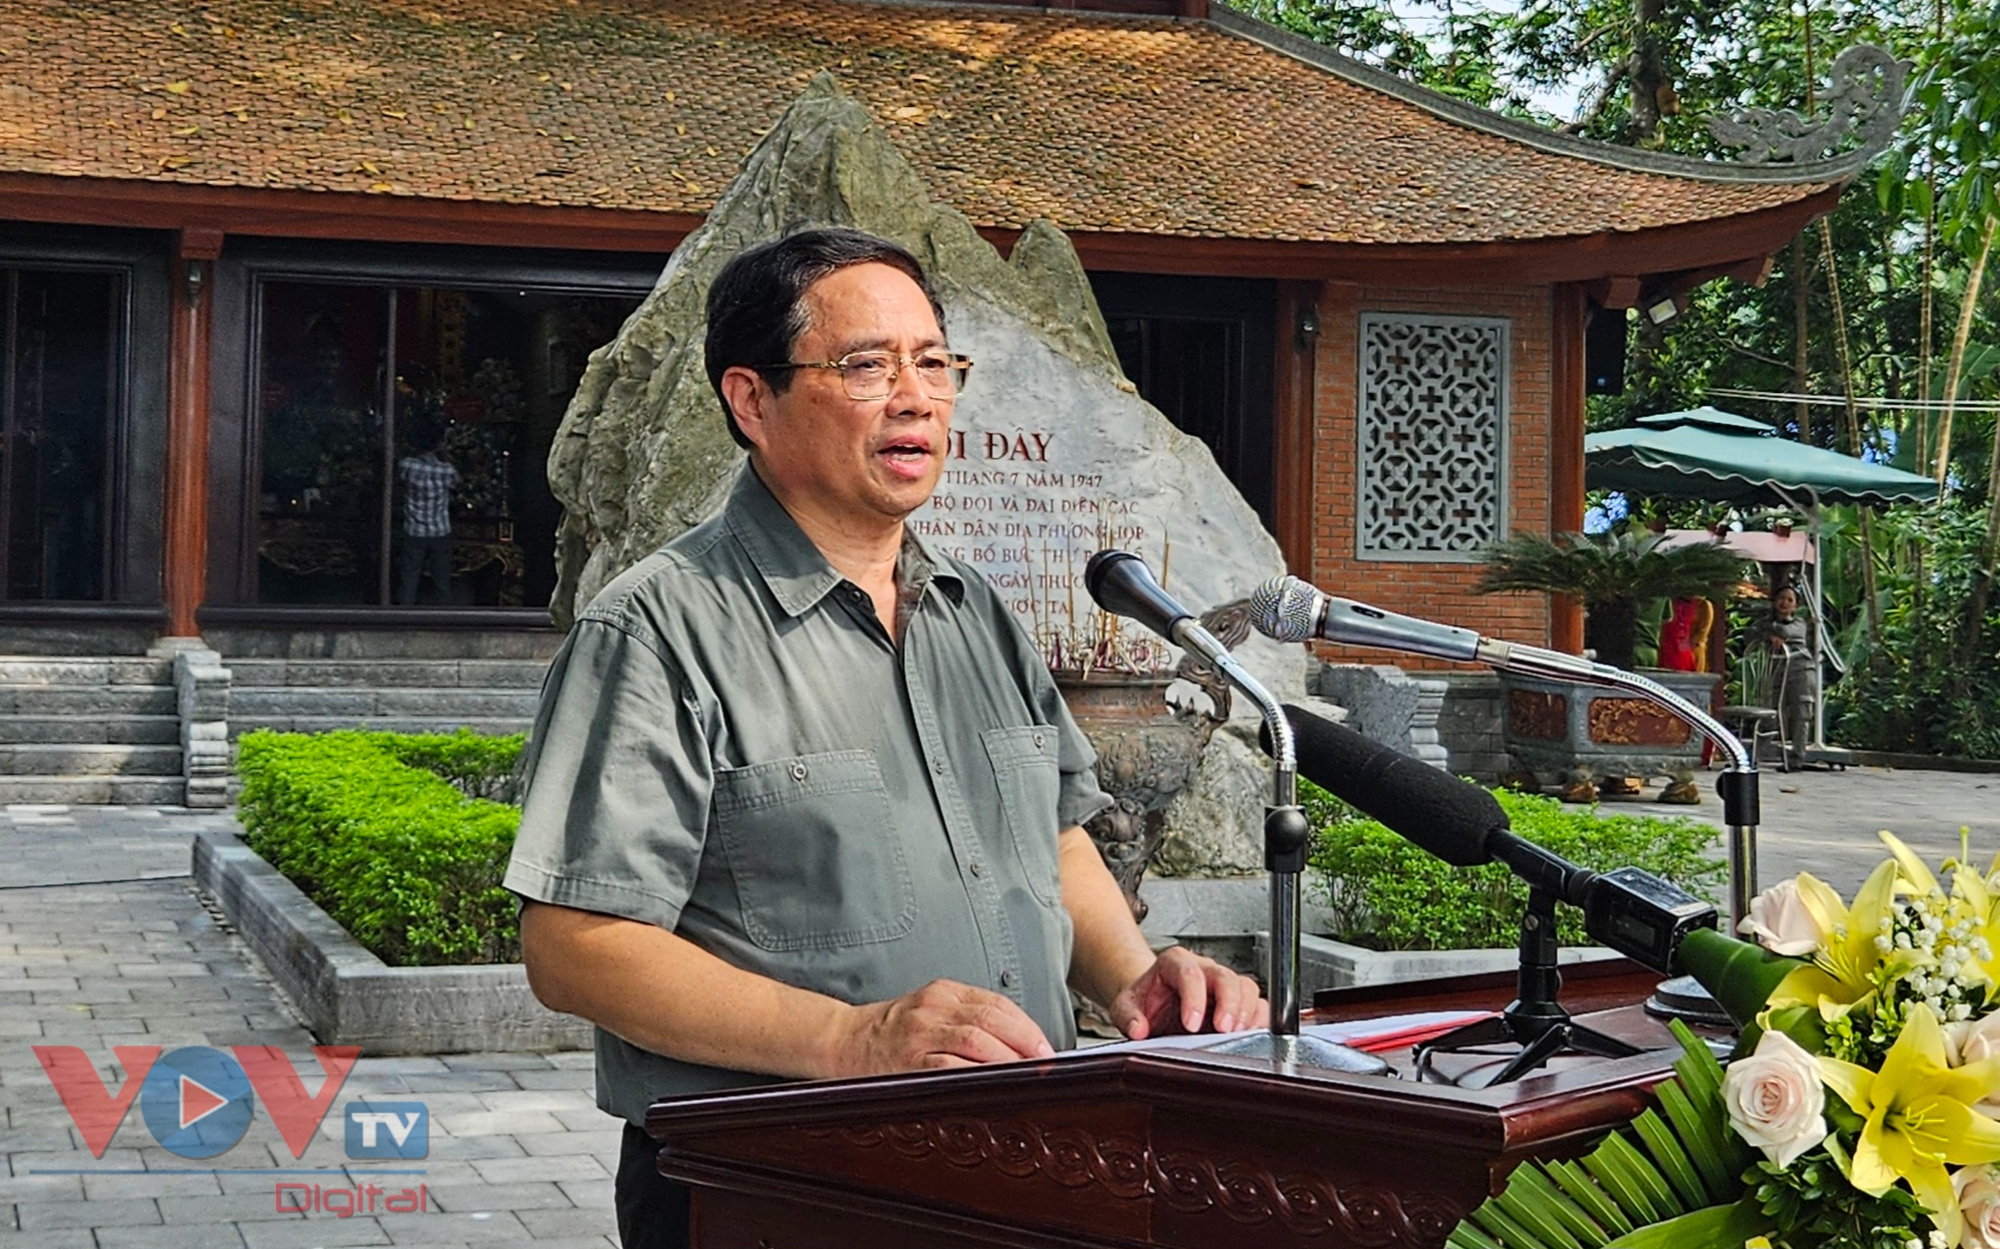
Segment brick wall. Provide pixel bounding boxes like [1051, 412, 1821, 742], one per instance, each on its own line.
[1307, 280, 1555, 671]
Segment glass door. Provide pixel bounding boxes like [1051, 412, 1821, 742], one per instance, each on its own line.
[252, 277, 640, 606]
[0, 268, 121, 601]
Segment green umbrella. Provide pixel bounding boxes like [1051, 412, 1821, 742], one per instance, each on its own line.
[1583, 406, 1938, 763]
[1583, 407, 1939, 508]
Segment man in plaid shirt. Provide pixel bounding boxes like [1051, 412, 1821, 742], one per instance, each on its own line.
[396, 420, 459, 604]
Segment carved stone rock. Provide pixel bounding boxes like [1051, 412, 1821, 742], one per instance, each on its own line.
[546, 73, 1299, 692]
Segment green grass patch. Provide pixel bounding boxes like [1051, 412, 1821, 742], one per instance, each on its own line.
[1303, 778, 1723, 951]
[234, 729, 526, 966]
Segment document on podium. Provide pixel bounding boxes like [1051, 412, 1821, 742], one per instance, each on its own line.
[1063, 1009, 1494, 1058]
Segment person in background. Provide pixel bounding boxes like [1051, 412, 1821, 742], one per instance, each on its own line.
[395, 419, 458, 605]
[1762, 583, 1816, 769]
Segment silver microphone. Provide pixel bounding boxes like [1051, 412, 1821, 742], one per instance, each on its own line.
[1248, 575, 1604, 680]
[1249, 574, 1762, 928]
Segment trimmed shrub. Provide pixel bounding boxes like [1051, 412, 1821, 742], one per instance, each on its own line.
[1303, 776, 1724, 952]
[235, 729, 526, 966]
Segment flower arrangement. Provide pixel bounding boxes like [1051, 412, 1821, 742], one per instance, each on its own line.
[1452, 832, 2000, 1249]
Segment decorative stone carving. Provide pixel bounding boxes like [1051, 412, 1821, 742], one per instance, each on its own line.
[1506, 688, 1568, 743]
[1356, 313, 1508, 562]
[1587, 697, 1692, 747]
[1059, 674, 1223, 922]
[1501, 671, 1721, 804]
[1709, 44, 1906, 165]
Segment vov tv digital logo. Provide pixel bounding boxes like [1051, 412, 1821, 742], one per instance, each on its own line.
[34, 1045, 427, 1161]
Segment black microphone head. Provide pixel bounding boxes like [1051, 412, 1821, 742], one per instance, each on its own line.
[1084, 549, 1193, 641]
[1084, 550, 1141, 605]
[1282, 704, 1504, 868]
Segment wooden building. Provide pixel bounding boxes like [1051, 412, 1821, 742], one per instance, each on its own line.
[0, 0, 1873, 779]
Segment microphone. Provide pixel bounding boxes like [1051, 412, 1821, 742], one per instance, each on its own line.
[1249, 575, 1601, 680]
[1252, 575, 1482, 663]
[1250, 574, 1762, 932]
[1084, 550, 1193, 642]
[1085, 550, 1245, 681]
[1278, 705, 1715, 972]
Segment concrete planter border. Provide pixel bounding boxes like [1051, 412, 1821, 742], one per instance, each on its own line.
[1261, 933, 1622, 998]
[1146, 876, 1615, 995]
[192, 828, 590, 1055]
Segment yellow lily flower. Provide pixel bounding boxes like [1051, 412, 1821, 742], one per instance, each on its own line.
[1951, 863, 2000, 993]
[1881, 830, 1941, 897]
[1819, 1005, 2000, 1246]
[1769, 861, 1903, 1016]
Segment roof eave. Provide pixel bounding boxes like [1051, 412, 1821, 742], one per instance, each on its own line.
[1207, 2, 1879, 189]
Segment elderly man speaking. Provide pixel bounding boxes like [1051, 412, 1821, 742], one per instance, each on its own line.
[504, 226, 1265, 1249]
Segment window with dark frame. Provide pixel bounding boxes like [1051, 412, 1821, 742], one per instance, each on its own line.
[1087, 272, 1277, 530]
[0, 267, 122, 603]
[251, 279, 641, 608]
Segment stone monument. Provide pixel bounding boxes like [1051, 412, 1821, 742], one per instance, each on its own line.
[547, 73, 1309, 895]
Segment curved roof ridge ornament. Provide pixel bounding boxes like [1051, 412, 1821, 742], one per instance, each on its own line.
[1708, 45, 1906, 165]
[1210, 5, 1899, 185]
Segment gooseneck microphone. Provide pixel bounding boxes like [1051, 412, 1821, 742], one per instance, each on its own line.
[1084, 551, 1388, 1074]
[1249, 573, 1761, 933]
[1280, 705, 1715, 974]
[1250, 575, 1598, 679]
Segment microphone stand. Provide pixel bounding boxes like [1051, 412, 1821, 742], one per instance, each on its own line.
[1173, 623, 1387, 1074]
[1477, 645, 1754, 1031]
[1086, 553, 1386, 1074]
[1476, 643, 1759, 931]
[1414, 886, 1640, 1087]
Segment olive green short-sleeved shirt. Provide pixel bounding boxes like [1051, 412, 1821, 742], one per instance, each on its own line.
[504, 466, 1112, 1124]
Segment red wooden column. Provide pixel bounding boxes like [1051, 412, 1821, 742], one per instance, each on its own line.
[1272, 279, 1323, 579]
[1549, 283, 1588, 654]
[162, 228, 223, 638]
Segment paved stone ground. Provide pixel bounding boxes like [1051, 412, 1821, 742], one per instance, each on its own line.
[0, 806, 621, 1249]
[1623, 763, 2000, 900]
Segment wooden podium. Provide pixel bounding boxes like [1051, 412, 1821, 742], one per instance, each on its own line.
[645, 962, 1703, 1249]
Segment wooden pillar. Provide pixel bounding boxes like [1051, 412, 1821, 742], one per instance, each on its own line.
[1549, 283, 1588, 654]
[1272, 280, 1322, 579]
[162, 229, 222, 638]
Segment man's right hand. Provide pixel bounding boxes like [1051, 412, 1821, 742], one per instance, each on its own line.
[825, 979, 1056, 1076]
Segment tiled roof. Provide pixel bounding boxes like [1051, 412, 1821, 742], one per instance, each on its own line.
[0, 0, 1840, 245]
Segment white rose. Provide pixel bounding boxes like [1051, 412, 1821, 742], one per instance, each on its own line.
[1722, 1029, 1829, 1166]
[1960, 1014, 2000, 1067]
[1736, 878, 1822, 956]
[1957, 1165, 2000, 1249]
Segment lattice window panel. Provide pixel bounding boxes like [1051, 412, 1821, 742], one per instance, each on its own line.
[1355, 313, 1509, 562]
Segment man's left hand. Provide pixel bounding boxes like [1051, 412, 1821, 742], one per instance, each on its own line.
[1108, 947, 1268, 1041]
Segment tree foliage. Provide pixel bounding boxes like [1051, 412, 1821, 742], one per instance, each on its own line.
[1259, 0, 2000, 754]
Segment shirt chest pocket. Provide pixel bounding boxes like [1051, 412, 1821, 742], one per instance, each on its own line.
[981, 726, 1064, 907]
[711, 750, 916, 952]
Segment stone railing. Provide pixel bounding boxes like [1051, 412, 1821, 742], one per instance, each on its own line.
[173, 648, 232, 808]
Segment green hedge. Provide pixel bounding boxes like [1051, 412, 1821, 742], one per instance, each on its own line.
[235, 729, 527, 966]
[1303, 777, 1724, 952]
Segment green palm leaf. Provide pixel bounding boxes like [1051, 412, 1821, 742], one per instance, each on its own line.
[1450, 1023, 1761, 1249]
[1631, 1109, 1708, 1210]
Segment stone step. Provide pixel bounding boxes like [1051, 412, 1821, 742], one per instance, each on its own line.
[0, 684, 178, 716]
[231, 716, 531, 740]
[227, 658, 550, 689]
[230, 686, 540, 718]
[0, 775, 186, 804]
[0, 656, 173, 685]
[0, 715, 181, 745]
[0, 744, 182, 777]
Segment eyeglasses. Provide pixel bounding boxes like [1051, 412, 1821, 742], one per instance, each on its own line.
[758, 349, 973, 401]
